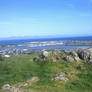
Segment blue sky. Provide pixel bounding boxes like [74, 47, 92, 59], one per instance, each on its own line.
[0, 0, 92, 37]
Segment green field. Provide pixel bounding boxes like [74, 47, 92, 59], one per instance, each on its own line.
[0, 53, 92, 92]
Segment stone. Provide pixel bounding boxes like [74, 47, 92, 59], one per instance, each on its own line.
[52, 72, 68, 82]
[76, 66, 84, 70]
[2, 84, 11, 90]
[27, 77, 39, 83]
[42, 51, 49, 58]
[52, 58, 57, 62]
[77, 48, 92, 64]
[63, 56, 74, 62]
[23, 91, 29, 92]
[10, 87, 19, 92]
[65, 72, 71, 76]
[70, 51, 78, 57]
[74, 56, 80, 62]
[33, 56, 40, 61]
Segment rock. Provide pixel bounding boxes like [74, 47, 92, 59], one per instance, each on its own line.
[77, 48, 92, 64]
[31, 77, 37, 81]
[76, 66, 84, 70]
[77, 49, 90, 60]
[63, 56, 74, 62]
[69, 50, 78, 57]
[38, 50, 50, 60]
[33, 56, 40, 61]
[42, 51, 49, 58]
[27, 77, 39, 83]
[74, 56, 80, 62]
[88, 48, 92, 52]
[52, 72, 68, 82]
[64, 50, 71, 55]
[65, 72, 71, 76]
[2, 84, 11, 90]
[23, 91, 29, 92]
[10, 87, 19, 92]
[89, 59, 92, 64]
[2, 84, 19, 92]
[17, 83, 26, 88]
[52, 57, 57, 62]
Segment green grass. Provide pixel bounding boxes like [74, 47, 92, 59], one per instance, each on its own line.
[0, 53, 92, 92]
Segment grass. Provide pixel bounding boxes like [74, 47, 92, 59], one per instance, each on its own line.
[0, 53, 92, 92]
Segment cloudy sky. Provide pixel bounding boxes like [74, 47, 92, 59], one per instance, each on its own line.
[0, 0, 92, 37]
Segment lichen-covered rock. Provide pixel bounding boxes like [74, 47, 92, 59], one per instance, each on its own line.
[52, 72, 68, 82]
[74, 56, 80, 62]
[76, 66, 84, 70]
[33, 48, 92, 64]
[62, 56, 74, 62]
[69, 50, 78, 57]
[38, 50, 50, 59]
[33, 56, 40, 61]
[43, 51, 49, 58]
[26, 77, 39, 84]
[77, 48, 92, 64]
[10, 87, 19, 92]
[2, 84, 11, 90]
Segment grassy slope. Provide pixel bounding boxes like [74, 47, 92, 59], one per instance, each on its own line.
[0, 53, 92, 92]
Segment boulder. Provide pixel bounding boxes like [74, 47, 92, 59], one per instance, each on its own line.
[42, 51, 49, 58]
[63, 56, 74, 62]
[77, 49, 90, 60]
[69, 50, 78, 57]
[38, 51, 49, 59]
[10, 87, 19, 92]
[74, 56, 80, 62]
[52, 72, 68, 82]
[76, 66, 84, 70]
[2, 84, 11, 90]
[77, 48, 92, 64]
[66, 50, 80, 62]
[33, 56, 40, 61]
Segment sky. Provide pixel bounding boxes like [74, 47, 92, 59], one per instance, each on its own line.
[0, 0, 92, 38]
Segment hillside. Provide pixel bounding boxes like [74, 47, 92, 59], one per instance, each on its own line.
[0, 48, 92, 92]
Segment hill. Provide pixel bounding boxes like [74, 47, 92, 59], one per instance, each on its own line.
[0, 48, 92, 92]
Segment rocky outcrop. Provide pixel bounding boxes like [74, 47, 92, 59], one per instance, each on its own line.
[33, 48, 92, 64]
[38, 50, 50, 59]
[2, 84, 19, 92]
[52, 72, 69, 82]
[77, 48, 92, 64]
[2, 84, 11, 90]
[2, 77, 38, 92]
[62, 56, 75, 62]
[42, 51, 49, 58]
[63, 50, 80, 62]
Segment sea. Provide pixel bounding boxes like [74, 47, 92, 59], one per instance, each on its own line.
[0, 37, 92, 50]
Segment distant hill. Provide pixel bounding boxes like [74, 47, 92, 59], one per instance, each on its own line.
[0, 35, 92, 41]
